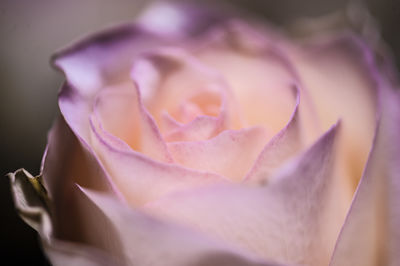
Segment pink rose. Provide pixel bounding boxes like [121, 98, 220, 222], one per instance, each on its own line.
[9, 2, 400, 266]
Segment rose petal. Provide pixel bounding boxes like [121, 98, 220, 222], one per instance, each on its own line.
[146, 122, 345, 265]
[41, 117, 123, 241]
[168, 126, 269, 182]
[93, 83, 172, 162]
[330, 86, 400, 266]
[244, 88, 301, 184]
[287, 33, 378, 188]
[89, 114, 230, 206]
[78, 186, 292, 266]
[52, 24, 170, 97]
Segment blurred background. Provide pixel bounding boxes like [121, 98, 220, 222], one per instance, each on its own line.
[1, 0, 399, 264]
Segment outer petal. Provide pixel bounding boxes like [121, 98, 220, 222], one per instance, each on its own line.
[286, 34, 378, 188]
[53, 24, 167, 97]
[78, 186, 290, 266]
[330, 86, 400, 265]
[41, 117, 123, 241]
[146, 123, 346, 266]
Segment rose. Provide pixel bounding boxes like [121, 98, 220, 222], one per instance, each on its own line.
[8, 2, 400, 266]
[9, 2, 400, 266]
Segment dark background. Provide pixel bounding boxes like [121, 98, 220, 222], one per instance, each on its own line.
[1, 0, 399, 265]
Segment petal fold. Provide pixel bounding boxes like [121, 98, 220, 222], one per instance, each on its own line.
[93, 84, 172, 162]
[244, 86, 301, 184]
[168, 126, 269, 182]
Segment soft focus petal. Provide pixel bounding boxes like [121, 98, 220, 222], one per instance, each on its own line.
[330, 86, 400, 266]
[244, 86, 301, 184]
[52, 24, 168, 96]
[168, 126, 269, 182]
[287, 34, 378, 188]
[78, 186, 289, 266]
[89, 115, 229, 206]
[41, 117, 123, 241]
[93, 84, 172, 162]
[146, 123, 346, 266]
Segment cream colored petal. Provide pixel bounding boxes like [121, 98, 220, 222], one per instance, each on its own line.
[287, 34, 378, 188]
[245, 97, 301, 184]
[330, 86, 400, 266]
[93, 84, 172, 162]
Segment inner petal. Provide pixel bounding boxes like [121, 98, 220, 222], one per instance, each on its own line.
[286, 34, 378, 189]
[168, 126, 269, 182]
[170, 87, 222, 124]
[131, 48, 243, 142]
[93, 83, 172, 162]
